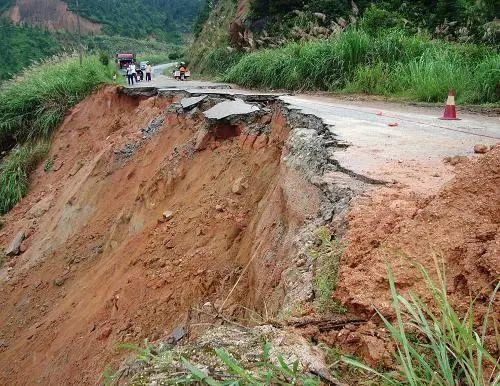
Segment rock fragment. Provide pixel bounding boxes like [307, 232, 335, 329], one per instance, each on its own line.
[5, 232, 25, 256]
[180, 95, 207, 109]
[474, 144, 489, 154]
[163, 211, 174, 221]
[231, 177, 247, 195]
[194, 128, 211, 151]
[203, 99, 260, 120]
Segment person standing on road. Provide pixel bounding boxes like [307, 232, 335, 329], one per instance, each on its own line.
[145, 63, 152, 82]
[126, 63, 134, 85]
[131, 63, 137, 83]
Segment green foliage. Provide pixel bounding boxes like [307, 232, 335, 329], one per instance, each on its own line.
[0, 19, 62, 81]
[0, 141, 49, 214]
[80, 34, 175, 56]
[248, 0, 498, 44]
[225, 28, 500, 104]
[0, 55, 114, 214]
[197, 47, 244, 77]
[309, 227, 346, 314]
[98, 51, 109, 66]
[343, 261, 500, 385]
[65, 0, 203, 43]
[359, 5, 408, 35]
[193, 0, 215, 38]
[43, 157, 54, 172]
[168, 51, 182, 60]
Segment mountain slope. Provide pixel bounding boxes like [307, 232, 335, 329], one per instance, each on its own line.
[1, 0, 204, 42]
[5, 0, 100, 33]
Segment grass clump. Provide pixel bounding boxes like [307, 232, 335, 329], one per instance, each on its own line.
[0, 142, 49, 214]
[0, 55, 115, 214]
[309, 227, 346, 314]
[343, 260, 500, 385]
[225, 28, 499, 104]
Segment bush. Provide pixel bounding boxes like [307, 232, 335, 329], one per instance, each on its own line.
[98, 51, 109, 66]
[168, 51, 182, 60]
[360, 5, 408, 35]
[0, 55, 114, 214]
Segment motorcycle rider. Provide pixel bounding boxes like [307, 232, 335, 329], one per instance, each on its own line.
[179, 62, 187, 81]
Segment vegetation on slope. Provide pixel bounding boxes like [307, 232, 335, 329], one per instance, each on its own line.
[225, 28, 499, 104]
[249, 0, 498, 44]
[0, 56, 115, 214]
[189, 0, 499, 104]
[188, 0, 239, 74]
[65, 0, 204, 42]
[0, 19, 62, 81]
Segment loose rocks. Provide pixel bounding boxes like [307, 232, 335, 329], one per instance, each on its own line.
[5, 232, 25, 256]
[474, 144, 489, 154]
[231, 177, 247, 195]
[163, 211, 174, 221]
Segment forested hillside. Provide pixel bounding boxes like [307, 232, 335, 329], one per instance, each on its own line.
[65, 0, 204, 41]
[1, 0, 204, 42]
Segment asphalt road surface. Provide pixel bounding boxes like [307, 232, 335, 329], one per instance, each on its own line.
[128, 71, 500, 193]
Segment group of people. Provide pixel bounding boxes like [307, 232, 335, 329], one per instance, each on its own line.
[126, 62, 152, 86]
[172, 62, 190, 81]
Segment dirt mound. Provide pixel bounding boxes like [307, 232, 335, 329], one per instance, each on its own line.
[8, 0, 101, 34]
[0, 86, 325, 385]
[336, 146, 499, 321]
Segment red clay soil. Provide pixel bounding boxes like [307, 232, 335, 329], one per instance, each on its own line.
[330, 146, 499, 363]
[9, 0, 101, 33]
[0, 86, 321, 385]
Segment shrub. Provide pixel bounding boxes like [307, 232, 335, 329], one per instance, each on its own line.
[360, 5, 408, 35]
[98, 51, 109, 66]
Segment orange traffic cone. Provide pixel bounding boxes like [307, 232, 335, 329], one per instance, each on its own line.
[440, 89, 460, 120]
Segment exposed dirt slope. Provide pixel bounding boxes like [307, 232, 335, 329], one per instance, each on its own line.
[336, 145, 499, 329]
[8, 0, 101, 33]
[0, 86, 323, 385]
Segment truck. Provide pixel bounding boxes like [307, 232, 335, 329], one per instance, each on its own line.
[116, 53, 135, 75]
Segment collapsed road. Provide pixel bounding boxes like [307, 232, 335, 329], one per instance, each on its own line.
[0, 80, 498, 385]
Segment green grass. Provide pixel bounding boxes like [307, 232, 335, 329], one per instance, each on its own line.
[0, 141, 49, 214]
[224, 28, 500, 104]
[0, 55, 115, 214]
[343, 259, 500, 385]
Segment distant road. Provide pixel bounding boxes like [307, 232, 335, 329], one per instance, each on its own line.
[152, 62, 176, 76]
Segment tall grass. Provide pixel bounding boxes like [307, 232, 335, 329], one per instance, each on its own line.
[0, 55, 115, 214]
[0, 142, 49, 214]
[225, 29, 500, 104]
[343, 260, 500, 385]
